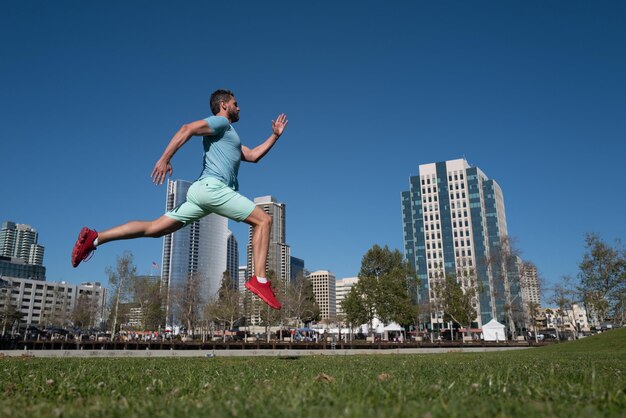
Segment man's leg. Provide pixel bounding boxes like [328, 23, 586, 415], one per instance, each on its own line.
[97, 215, 184, 245]
[243, 207, 272, 278]
[72, 215, 184, 267]
[242, 207, 281, 309]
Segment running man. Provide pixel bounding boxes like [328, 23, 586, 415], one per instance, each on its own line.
[71, 89, 287, 309]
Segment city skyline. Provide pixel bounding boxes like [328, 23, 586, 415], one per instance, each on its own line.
[1, 2, 624, 293]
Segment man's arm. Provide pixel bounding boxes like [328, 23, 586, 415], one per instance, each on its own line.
[151, 119, 213, 185]
[241, 113, 288, 163]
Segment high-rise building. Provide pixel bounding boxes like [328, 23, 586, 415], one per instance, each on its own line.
[401, 158, 523, 331]
[290, 256, 305, 282]
[226, 232, 239, 286]
[245, 196, 291, 324]
[161, 179, 234, 325]
[520, 262, 540, 306]
[238, 265, 247, 294]
[335, 277, 359, 320]
[246, 196, 291, 285]
[308, 270, 336, 322]
[0, 222, 45, 266]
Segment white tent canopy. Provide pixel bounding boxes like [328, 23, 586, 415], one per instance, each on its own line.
[482, 319, 506, 341]
[374, 322, 404, 333]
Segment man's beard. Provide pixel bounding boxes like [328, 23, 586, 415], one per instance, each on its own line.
[228, 109, 239, 122]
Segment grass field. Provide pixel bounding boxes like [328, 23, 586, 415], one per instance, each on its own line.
[0, 329, 624, 418]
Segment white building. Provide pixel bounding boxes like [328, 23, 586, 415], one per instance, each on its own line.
[402, 158, 523, 330]
[246, 196, 291, 325]
[247, 196, 291, 286]
[238, 265, 248, 294]
[335, 277, 359, 320]
[308, 270, 336, 322]
[521, 262, 541, 306]
[0, 277, 107, 330]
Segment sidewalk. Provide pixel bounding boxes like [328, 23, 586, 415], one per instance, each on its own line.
[1, 346, 531, 358]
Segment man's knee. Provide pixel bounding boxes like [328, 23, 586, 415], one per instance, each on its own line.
[146, 217, 182, 238]
[260, 212, 272, 228]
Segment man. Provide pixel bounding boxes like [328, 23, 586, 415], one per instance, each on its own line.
[71, 89, 287, 310]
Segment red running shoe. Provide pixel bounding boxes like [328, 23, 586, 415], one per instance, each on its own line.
[71, 227, 98, 267]
[245, 276, 282, 309]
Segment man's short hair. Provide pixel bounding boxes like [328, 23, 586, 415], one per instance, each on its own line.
[210, 89, 235, 115]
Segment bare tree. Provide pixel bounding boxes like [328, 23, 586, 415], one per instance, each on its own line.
[106, 251, 137, 334]
[0, 283, 23, 336]
[206, 272, 241, 342]
[286, 272, 319, 328]
[484, 235, 523, 339]
[132, 277, 164, 331]
[550, 275, 579, 339]
[72, 292, 97, 329]
[175, 272, 203, 335]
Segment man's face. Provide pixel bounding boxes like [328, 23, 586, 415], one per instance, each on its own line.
[224, 96, 240, 123]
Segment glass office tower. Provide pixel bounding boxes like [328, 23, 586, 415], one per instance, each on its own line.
[401, 159, 522, 331]
[161, 179, 234, 326]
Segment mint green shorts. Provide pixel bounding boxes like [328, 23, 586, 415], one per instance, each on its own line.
[165, 177, 256, 225]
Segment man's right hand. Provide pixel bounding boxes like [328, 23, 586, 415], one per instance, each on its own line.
[151, 159, 173, 185]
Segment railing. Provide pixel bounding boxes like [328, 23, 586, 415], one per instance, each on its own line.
[0, 337, 550, 351]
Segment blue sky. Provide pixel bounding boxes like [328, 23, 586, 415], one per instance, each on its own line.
[1, 1, 625, 298]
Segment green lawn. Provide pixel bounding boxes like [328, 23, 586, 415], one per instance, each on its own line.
[0, 329, 624, 418]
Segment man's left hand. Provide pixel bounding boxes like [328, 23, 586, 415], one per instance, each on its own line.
[272, 113, 288, 137]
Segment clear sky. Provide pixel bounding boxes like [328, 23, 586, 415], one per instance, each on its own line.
[1, 1, 625, 298]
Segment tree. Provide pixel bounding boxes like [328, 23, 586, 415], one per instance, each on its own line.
[578, 233, 626, 325]
[285, 272, 319, 328]
[132, 277, 164, 330]
[46, 285, 71, 328]
[72, 293, 97, 329]
[550, 275, 579, 339]
[106, 251, 137, 334]
[176, 272, 203, 335]
[484, 235, 523, 339]
[432, 274, 477, 340]
[0, 284, 23, 336]
[526, 301, 541, 342]
[343, 245, 416, 337]
[258, 270, 283, 341]
[207, 271, 241, 342]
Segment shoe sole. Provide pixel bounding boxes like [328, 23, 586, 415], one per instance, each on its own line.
[71, 228, 95, 268]
[245, 281, 282, 310]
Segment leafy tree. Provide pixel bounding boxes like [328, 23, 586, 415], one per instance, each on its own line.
[342, 284, 370, 331]
[432, 274, 477, 339]
[343, 245, 416, 336]
[106, 251, 137, 333]
[578, 233, 626, 325]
